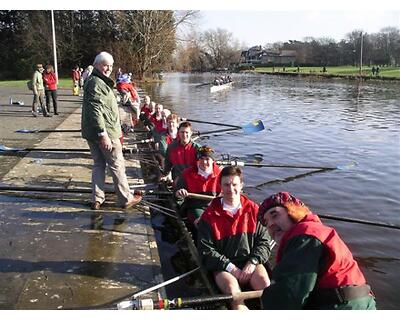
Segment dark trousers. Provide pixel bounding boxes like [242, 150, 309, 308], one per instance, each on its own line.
[45, 90, 58, 114]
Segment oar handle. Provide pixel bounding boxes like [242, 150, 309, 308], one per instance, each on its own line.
[216, 160, 245, 167]
[186, 192, 215, 201]
[231, 290, 263, 301]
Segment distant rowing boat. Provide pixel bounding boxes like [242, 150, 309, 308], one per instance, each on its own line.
[210, 81, 234, 93]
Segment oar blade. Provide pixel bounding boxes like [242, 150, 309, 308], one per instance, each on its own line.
[16, 129, 38, 133]
[0, 144, 22, 152]
[242, 120, 265, 134]
[336, 161, 358, 170]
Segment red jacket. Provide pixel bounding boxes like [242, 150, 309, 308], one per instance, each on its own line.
[181, 163, 221, 194]
[42, 72, 57, 90]
[277, 214, 366, 288]
[198, 194, 272, 271]
[72, 69, 80, 81]
[116, 82, 139, 101]
[164, 139, 200, 180]
[141, 104, 152, 116]
[150, 115, 167, 133]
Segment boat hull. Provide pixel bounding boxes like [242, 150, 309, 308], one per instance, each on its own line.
[210, 82, 233, 93]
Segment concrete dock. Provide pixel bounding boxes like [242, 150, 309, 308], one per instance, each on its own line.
[0, 87, 163, 309]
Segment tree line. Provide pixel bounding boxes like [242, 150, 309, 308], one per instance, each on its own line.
[0, 10, 398, 80]
[0, 10, 195, 80]
[173, 26, 400, 71]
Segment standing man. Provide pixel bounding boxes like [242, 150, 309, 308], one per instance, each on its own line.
[81, 51, 142, 210]
[258, 191, 376, 309]
[197, 166, 272, 310]
[31, 63, 48, 117]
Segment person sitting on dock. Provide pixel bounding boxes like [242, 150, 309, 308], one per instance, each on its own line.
[197, 165, 272, 310]
[162, 121, 200, 182]
[258, 191, 376, 310]
[81, 51, 142, 210]
[175, 145, 222, 233]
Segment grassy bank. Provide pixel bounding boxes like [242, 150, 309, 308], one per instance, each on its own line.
[0, 78, 74, 89]
[254, 66, 400, 78]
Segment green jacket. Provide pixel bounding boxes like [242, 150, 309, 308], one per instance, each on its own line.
[261, 235, 376, 310]
[32, 70, 44, 92]
[81, 68, 121, 141]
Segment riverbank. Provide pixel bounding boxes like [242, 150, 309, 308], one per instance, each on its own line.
[253, 65, 400, 81]
[0, 86, 163, 309]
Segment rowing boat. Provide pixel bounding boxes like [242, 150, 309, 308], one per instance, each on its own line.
[210, 81, 234, 93]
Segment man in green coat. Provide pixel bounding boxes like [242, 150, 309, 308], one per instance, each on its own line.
[31, 63, 49, 117]
[81, 51, 141, 210]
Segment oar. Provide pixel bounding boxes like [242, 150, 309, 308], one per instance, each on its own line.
[216, 160, 357, 171]
[195, 82, 211, 87]
[131, 267, 200, 299]
[195, 120, 265, 136]
[118, 290, 263, 310]
[318, 213, 400, 230]
[0, 185, 171, 196]
[183, 191, 400, 230]
[0, 141, 156, 154]
[186, 192, 215, 201]
[180, 117, 241, 129]
[16, 128, 82, 133]
[78, 267, 201, 310]
[16, 128, 150, 134]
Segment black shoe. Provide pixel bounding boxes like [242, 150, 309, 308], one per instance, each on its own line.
[54, 112, 59, 115]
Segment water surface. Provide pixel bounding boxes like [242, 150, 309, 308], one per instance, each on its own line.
[146, 72, 400, 309]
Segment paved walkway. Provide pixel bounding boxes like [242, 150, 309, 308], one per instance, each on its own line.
[0, 88, 163, 309]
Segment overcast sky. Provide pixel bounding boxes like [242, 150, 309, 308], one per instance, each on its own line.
[198, 11, 400, 47]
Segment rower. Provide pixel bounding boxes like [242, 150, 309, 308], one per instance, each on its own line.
[258, 192, 377, 310]
[174, 145, 221, 236]
[197, 165, 272, 310]
[162, 121, 200, 183]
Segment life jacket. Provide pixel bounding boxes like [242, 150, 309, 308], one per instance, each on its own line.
[277, 214, 366, 288]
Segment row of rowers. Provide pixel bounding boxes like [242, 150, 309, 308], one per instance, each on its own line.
[128, 95, 377, 310]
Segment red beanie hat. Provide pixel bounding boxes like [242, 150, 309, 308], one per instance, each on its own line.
[258, 191, 311, 223]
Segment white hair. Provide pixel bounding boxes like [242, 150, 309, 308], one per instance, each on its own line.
[93, 51, 114, 66]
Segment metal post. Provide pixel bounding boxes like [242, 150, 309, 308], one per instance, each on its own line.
[359, 32, 363, 76]
[51, 10, 58, 84]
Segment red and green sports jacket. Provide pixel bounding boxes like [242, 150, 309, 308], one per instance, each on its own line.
[197, 194, 272, 272]
[175, 163, 221, 221]
[261, 214, 375, 309]
[164, 139, 200, 180]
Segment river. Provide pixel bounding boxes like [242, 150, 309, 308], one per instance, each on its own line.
[143, 72, 400, 309]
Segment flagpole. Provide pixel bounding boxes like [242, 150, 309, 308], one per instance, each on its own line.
[51, 10, 58, 84]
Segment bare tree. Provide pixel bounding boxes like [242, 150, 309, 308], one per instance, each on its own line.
[201, 28, 240, 69]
